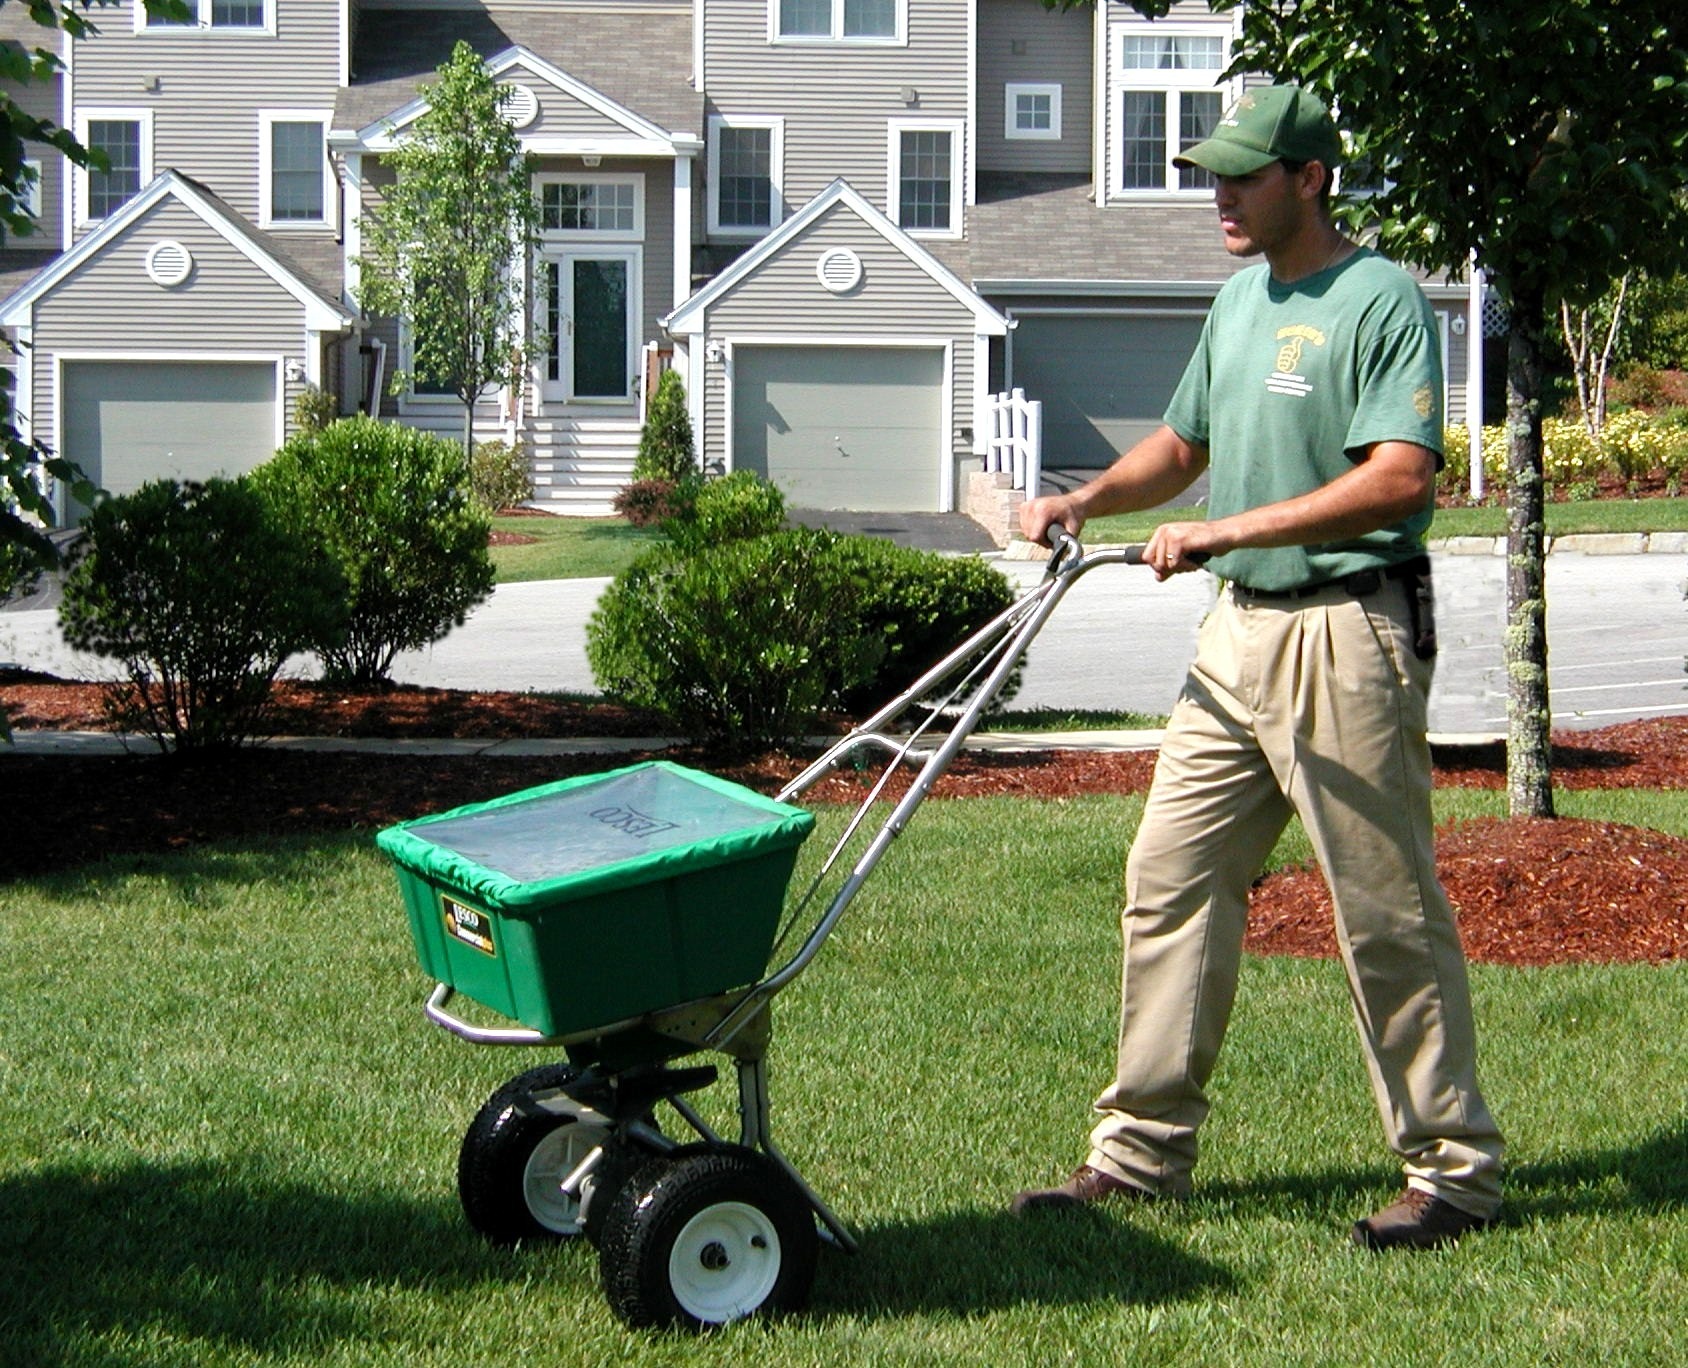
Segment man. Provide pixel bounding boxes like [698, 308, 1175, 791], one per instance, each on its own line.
[1011, 86, 1503, 1251]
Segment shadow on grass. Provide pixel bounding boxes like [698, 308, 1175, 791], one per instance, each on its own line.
[0, 1157, 549, 1360]
[1184, 1118, 1688, 1230]
[1503, 1118, 1688, 1220]
[815, 1207, 1236, 1318]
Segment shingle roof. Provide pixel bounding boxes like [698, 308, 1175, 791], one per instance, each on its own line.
[337, 7, 700, 138]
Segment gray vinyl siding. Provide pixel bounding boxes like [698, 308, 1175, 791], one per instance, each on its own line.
[0, 65, 66, 253]
[696, 201, 980, 486]
[702, 0, 971, 227]
[70, 0, 343, 230]
[977, 0, 1092, 175]
[26, 197, 309, 453]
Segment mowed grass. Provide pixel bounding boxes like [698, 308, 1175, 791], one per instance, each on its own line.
[1082, 496, 1688, 548]
[490, 497, 1688, 586]
[2, 785, 1684, 1364]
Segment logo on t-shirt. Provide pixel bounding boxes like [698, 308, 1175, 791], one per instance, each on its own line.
[1266, 324, 1326, 399]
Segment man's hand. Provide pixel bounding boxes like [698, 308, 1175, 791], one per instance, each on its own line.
[1143, 520, 1225, 580]
[1020, 493, 1083, 548]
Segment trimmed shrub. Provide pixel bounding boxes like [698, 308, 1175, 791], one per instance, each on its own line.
[661, 469, 786, 552]
[250, 416, 494, 686]
[634, 367, 696, 484]
[57, 478, 346, 752]
[613, 476, 696, 528]
[828, 537, 1020, 712]
[586, 528, 1019, 747]
[469, 439, 534, 513]
[292, 382, 339, 435]
[587, 527, 879, 747]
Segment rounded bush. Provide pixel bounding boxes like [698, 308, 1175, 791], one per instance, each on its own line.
[469, 439, 534, 513]
[57, 478, 346, 752]
[586, 528, 1017, 746]
[250, 416, 494, 685]
[614, 476, 696, 528]
[586, 527, 878, 747]
[660, 470, 786, 553]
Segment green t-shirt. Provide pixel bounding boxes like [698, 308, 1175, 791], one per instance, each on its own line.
[1163, 247, 1444, 591]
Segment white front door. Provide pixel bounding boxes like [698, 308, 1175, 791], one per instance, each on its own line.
[541, 248, 639, 403]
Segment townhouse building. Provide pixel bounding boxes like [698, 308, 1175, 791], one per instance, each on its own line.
[0, 0, 1480, 520]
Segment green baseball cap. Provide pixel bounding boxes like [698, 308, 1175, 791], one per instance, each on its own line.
[1172, 85, 1342, 176]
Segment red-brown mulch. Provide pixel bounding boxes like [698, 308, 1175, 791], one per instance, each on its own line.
[4, 672, 1686, 968]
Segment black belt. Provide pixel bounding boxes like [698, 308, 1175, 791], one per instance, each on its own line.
[1233, 555, 1430, 602]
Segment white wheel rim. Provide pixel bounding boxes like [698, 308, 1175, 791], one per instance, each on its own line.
[668, 1200, 782, 1324]
[521, 1119, 610, 1235]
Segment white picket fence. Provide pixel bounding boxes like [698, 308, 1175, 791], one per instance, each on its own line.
[984, 388, 1043, 497]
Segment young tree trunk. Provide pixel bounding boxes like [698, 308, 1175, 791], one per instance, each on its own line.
[1503, 304, 1555, 818]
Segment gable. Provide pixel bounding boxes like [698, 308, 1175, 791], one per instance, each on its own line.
[343, 41, 697, 155]
[0, 172, 353, 332]
[666, 180, 1007, 337]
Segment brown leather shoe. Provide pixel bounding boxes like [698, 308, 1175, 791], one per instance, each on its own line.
[1351, 1188, 1496, 1250]
[1010, 1165, 1148, 1215]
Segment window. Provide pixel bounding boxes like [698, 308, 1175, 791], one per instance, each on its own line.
[1005, 82, 1062, 142]
[260, 114, 331, 226]
[139, 0, 270, 30]
[537, 175, 643, 239]
[889, 120, 961, 237]
[707, 117, 783, 235]
[19, 159, 41, 221]
[1112, 26, 1230, 195]
[76, 111, 152, 222]
[773, 0, 901, 42]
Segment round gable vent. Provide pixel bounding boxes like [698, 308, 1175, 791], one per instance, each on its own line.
[500, 82, 540, 130]
[145, 239, 193, 288]
[816, 248, 864, 295]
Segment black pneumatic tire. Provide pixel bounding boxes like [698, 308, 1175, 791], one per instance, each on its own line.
[456, 1063, 609, 1245]
[598, 1146, 820, 1331]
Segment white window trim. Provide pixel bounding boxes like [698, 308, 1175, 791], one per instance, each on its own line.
[73, 108, 154, 228]
[1005, 82, 1062, 142]
[1108, 21, 1235, 201]
[535, 172, 645, 243]
[768, 0, 907, 46]
[887, 117, 964, 241]
[706, 115, 785, 239]
[20, 158, 42, 221]
[258, 110, 335, 231]
[134, 0, 277, 36]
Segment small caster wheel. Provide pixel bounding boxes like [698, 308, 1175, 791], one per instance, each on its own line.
[597, 1146, 819, 1331]
[458, 1064, 649, 1244]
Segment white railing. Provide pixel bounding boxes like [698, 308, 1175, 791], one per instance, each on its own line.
[985, 388, 1042, 497]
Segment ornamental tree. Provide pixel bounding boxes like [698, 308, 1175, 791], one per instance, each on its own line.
[354, 41, 542, 451]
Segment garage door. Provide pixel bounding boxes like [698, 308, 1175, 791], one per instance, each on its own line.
[1009, 314, 1204, 468]
[60, 360, 280, 517]
[732, 346, 944, 511]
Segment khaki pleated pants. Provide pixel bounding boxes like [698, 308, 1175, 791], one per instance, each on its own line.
[1086, 580, 1504, 1218]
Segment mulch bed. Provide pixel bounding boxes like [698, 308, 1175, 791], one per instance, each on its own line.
[4, 672, 1686, 968]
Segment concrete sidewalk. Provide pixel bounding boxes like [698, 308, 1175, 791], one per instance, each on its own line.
[3, 534, 1683, 750]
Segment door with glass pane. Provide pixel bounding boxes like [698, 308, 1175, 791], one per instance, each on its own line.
[541, 249, 637, 402]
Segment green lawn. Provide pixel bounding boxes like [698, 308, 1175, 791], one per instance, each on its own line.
[1082, 496, 1688, 548]
[4, 786, 1684, 1364]
[493, 498, 1688, 583]
[489, 514, 663, 582]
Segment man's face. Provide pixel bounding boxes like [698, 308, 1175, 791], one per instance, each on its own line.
[1212, 161, 1310, 259]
